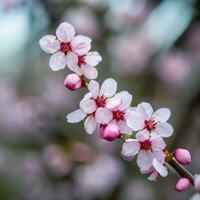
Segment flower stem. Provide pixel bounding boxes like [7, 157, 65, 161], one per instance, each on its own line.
[166, 155, 194, 184]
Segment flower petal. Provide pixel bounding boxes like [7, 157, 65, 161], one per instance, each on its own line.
[66, 52, 82, 75]
[49, 52, 66, 71]
[66, 109, 86, 123]
[95, 107, 113, 124]
[83, 92, 92, 99]
[106, 96, 121, 110]
[71, 35, 92, 55]
[137, 150, 153, 171]
[136, 130, 150, 142]
[84, 116, 97, 134]
[137, 102, 153, 119]
[153, 151, 165, 164]
[39, 35, 60, 54]
[88, 80, 99, 99]
[126, 110, 145, 131]
[155, 122, 174, 137]
[151, 136, 166, 151]
[100, 78, 117, 98]
[117, 120, 132, 134]
[121, 139, 140, 157]
[82, 65, 98, 79]
[80, 99, 97, 114]
[56, 22, 75, 42]
[115, 91, 133, 111]
[148, 171, 159, 181]
[85, 51, 102, 66]
[153, 108, 171, 122]
[153, 159, 168, 177]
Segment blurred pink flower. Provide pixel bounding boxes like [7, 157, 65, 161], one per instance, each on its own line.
[155, 51, 193, 86]
[105, 0, 150, 30]
[194, 175, 200, 193]
[75, 154, 124, 198]
[108, 34, 152, 75]
[64, 7, 101, 38]
[43, 145, 72, 177]
[123, 179, 153, 200]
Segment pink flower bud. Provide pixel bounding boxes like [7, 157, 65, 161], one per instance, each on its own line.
[64, 74, 83, 91]
[194, 175, 200, 192]
[175, 178, 191, 191]
[100, 124, 121, 142]
[173, 148, 191, 165]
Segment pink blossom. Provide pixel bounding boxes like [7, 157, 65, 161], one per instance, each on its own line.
[64, 7, 100, 38]
[66, 51, 102, 79]
[39, 22, 91, 71]
[175, 178, 191, 191]
[66, 78, 121, 134]
[121, 130, 166, 171]
[126, 102, 173, 138]
[64, 73, 84, 91]
[173, 148, 192, 165]
[98, 91, 133, 135]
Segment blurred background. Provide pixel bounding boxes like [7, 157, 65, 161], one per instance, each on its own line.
[0, 0, 200, 199]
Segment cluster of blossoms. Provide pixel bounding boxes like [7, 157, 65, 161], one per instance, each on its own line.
[39, 22, 199, 194]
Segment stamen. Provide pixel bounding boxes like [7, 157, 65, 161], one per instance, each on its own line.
[60, 42, 72, 54]
[95, 96, 106, 107]
[140, 140, 152, 151]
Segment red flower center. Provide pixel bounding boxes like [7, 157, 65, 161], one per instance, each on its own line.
[144, 119, 157, 132]
[140, 140, 152, 151]
[60, 42, 72, 54]
[78, 55, 86, 67]
[112, 110, 125, 121]
[95, 96, 106, 107]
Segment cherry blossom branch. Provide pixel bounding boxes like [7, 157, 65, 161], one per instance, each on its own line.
[166, 154, 194, 184]
[39, 21, 200, 194]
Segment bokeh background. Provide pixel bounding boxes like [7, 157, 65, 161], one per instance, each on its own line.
[0, 0, 200, 199]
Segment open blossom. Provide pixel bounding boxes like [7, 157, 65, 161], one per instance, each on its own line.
[66, 78, 121, 134]
[126, 102, 173, 138]
[100, 91, 133, 135]
[66, 51, 102, 79]
[121, 130, 166, 171]
[39, 22, 91, 71]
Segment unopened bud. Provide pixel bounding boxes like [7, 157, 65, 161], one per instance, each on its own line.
[100, 124, 121, 142]
[64, 74, 83, 91]
[175, 178, 191, 191]
[173, 148, 191, 165]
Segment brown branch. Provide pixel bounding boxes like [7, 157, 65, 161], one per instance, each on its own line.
[166, 155, 194, 184]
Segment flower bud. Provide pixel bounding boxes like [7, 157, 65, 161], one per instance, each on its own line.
[173, 148, 191, 165]
[175, 178, 191, 191]
[194, 175, 200, 192]
[100, 124, 121, 142]
[64, 74, 83, 91]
